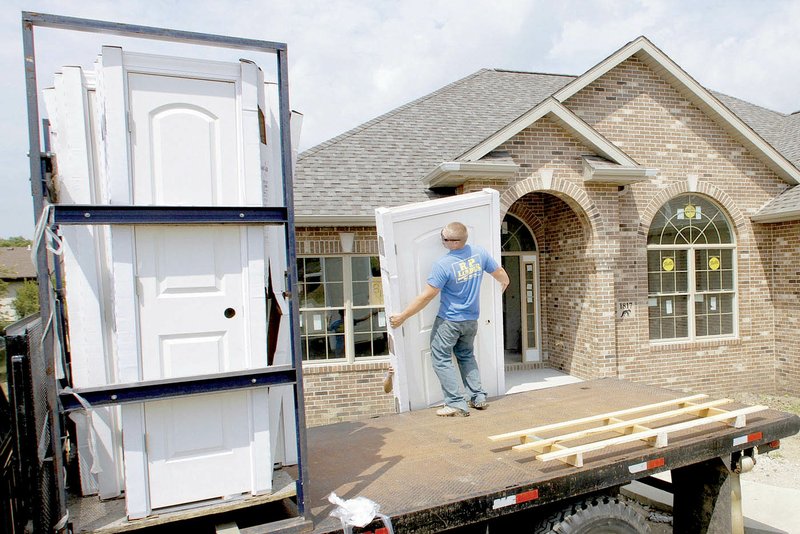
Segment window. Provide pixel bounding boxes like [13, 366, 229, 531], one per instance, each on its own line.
[297, 256, 388, 362]
[501, 214, 537, 252]
[647, 195, 736, 341]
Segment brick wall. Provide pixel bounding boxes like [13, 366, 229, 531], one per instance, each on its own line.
[772, 221, 800, 395]
[296, 226, 380, 256]
[295, 226, 396, 426]
[302, 360, 395, 427]
[468, 56, 787, 395]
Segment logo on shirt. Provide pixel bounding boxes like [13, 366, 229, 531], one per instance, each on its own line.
[452, 255, 483, 283]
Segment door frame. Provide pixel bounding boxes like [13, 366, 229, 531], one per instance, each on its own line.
[501, 252, 542, 362]
[520, 254, 541, 362]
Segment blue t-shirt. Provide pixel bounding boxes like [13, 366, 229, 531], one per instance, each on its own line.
[427, 244, 499, 321]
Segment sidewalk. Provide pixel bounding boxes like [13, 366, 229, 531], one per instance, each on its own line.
[505, 368, 800, 534]
[621, 473, 800, 533]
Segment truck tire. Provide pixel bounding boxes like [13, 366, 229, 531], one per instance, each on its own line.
[534, 495, 650, 533]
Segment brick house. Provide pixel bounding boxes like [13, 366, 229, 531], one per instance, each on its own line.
[294, 36, 800, 427]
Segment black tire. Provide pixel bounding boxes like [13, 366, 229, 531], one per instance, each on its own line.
[534, 495, 651, 533]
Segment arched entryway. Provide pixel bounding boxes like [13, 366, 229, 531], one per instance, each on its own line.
[501, 185, 595, 376]
[501, 214, 540, 364]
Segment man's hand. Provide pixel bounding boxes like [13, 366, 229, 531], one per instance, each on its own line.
[389, 314, 405, 328]
[389, 284, 440, 329]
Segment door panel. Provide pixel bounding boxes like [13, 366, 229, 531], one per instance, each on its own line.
[127, 68, 268, 510]
[145, 391, 252, 507]
[128, 73, 240, 205]
[136, 226, 247, 378]
[376, 189, 504, 412]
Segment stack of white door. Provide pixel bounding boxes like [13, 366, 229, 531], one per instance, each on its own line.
[44, 47, 297, 519]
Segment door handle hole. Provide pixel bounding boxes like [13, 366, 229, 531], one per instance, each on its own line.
[224, 307, 236, 319]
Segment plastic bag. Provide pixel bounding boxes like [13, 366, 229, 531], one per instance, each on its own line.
[328, 492, 394, 534]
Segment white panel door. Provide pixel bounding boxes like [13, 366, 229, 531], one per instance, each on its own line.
[136, 227, 247, 378]
[128, 70, 268, 509]
[376, 189, 504, 412]
[128, 73, 241, 205]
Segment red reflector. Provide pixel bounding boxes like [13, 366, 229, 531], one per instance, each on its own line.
[517, 489, 539, 503]
[647, 458, 666, 469]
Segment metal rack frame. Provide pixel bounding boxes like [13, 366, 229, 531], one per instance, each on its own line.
[21, 11, 309, 528]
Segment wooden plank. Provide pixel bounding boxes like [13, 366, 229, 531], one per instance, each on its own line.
[535, 405, 768, 463]
[488, 394, 708, 443]
[215, 522, 239, 534]
[513, 398, 733, 453]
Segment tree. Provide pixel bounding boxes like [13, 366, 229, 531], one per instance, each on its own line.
[13, 280, 40, 319]
[0, 236, 32, 247]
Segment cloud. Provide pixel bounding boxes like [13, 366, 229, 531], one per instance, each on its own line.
[0, 0, 797, 237]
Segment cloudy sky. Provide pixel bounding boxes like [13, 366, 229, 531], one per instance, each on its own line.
[1, 0, 798, 238]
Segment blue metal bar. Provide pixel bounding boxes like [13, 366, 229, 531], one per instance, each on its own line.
[22, 11, 286, 53]
[59, 365, 298, 411]
[277, 47, 310, 518]
[53, 205, 288, 225]
[21, 14, 68, 520]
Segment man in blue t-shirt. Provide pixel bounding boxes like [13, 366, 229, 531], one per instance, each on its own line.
[389, 222, 509, 417]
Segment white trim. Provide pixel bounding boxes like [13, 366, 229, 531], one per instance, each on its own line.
[119, 50, 243, 80]
[553, 37, 800, 186]
[751, 209, 800, 223]
[582, 156, 657, 184]
[460, 98, 639, 168]
[423, 160, 518, 188]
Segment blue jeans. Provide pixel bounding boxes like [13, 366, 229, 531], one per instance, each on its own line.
[429, 317, 486, 411]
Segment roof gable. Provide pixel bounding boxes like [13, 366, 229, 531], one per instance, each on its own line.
[459, 97, 638, 167]
[554, 36, 800, 185]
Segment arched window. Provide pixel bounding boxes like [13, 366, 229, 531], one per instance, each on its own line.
[502, 215, 537, 252]
[647, 194, 736, 341]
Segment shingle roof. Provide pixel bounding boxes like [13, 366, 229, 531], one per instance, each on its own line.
[295, 69, 574, 217]
[712, 92, 800, 169]
[0, 247, 36, 280]
[752, 185, 800, 222]
[295, 69, 800, 219]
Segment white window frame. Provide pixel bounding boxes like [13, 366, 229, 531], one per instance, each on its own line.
[298, 254, 388, 363]
[647, 196, 738, 344]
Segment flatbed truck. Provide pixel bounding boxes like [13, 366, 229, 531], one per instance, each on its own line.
[49, 377, 797, 533]
[3, 11, 799, 534]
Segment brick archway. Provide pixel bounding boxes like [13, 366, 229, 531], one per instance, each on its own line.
[499, 172, 602, 254]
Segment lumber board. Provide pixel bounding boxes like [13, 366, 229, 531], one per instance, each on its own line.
[488, 394, 708, 443]
[513, 398, 733, 453]
[535, 405, 767, 465]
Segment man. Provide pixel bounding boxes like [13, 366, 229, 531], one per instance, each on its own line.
[389, 222, 509, 417]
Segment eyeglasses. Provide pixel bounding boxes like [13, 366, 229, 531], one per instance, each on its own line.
[441, 232, 463, 243]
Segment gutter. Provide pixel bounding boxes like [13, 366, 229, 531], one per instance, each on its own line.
[295, 214, 376, 227]
[423, 160, 518, 188]
[750, 210, 800, 224]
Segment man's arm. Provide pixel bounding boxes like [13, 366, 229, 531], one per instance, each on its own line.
[490, 266, 510, 293]
[389, 284, 440, 328]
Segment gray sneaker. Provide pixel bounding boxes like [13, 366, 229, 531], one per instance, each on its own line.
[468, 400, 488, 410]
[436, 406, 469, 417]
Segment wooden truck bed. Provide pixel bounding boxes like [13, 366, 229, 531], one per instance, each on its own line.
[305, 378, 800, 533]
